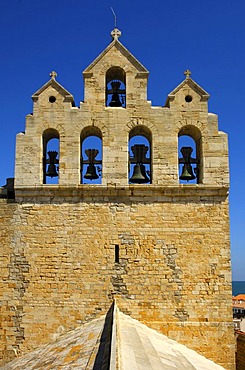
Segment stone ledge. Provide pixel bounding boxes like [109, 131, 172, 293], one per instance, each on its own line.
[14, 184, 229, 201]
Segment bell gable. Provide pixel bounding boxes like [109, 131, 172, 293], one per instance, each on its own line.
[83, 29, 149, 108]
[165, 70, 210, 111]
[32, 71, 75, 107]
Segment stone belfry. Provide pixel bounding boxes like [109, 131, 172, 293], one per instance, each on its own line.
[0, 29, 234, 369]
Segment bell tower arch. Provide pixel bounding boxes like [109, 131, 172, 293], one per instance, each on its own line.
[178, 125, 201, 184]
[106, 66, 126, 107]
[128, 125, 152, 184]
[43, 128, 60, 184]
[83, 28, 149, 110]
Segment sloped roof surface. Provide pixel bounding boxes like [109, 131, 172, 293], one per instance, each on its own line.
[2, 302, 225, 370]
[168, 77, 209, 98]
[117, 309, 224, 370]
[1, 314, 109, 369]
[233, 294, 245, 301]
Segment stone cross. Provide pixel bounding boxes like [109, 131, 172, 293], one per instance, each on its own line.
[111, 28, 121, 41]
[50, 71, 57, 80]
[184, 70, 191, 78]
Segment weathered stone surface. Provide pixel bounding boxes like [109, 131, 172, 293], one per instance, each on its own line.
[1, 314, 107, 369]
[236, 332, 245, 370]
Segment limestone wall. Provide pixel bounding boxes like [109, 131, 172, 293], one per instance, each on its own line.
[0, 200, 26, 364]
[0, 187, 235, 369]
[236, 333, 245, 370]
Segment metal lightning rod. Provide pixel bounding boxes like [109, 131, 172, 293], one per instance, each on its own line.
[111, 7, 117, 28]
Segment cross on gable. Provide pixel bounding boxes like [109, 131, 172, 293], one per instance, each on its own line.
[111, 28, 121, 41]
[184, 69, 191, 78]
[50, 71, 57, 80]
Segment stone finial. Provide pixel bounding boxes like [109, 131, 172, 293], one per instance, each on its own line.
[111, 28, 121, 41]
[50, 71, 57, 80]
[184, 70, 191, 78]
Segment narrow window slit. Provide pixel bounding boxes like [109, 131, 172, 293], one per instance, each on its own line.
[115, 245, 119, 263]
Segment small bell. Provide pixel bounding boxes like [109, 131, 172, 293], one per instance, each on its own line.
[109, 81, 122, 107]
[179, 164, 195, 181]
[179, 146, 197, 181]
[84, 164, 99, 180]
[46, 164, 59, 178]
[129, 163, 149, 184]
[46, 151, 59, 178]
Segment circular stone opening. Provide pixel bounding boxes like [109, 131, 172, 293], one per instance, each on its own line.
[49, 96, 56, 103]
[185, 95, 193, 103]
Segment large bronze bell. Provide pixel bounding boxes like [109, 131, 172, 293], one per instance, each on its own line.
[129, 163, 149, 183]
[84, 164, 99, 180]
[46, 151, 59, 178]
[179, 164, 195, 181]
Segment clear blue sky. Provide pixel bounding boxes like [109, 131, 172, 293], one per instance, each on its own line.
[0, 0, 244, 280]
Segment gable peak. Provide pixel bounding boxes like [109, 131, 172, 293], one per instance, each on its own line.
[83, 29, 148, 76]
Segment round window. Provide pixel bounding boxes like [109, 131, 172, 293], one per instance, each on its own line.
[185, 95, 193, 103]
[49, 96, 56, 103]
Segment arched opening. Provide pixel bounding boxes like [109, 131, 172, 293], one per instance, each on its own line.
[43, 129, 59, 184]
[178, 126, 201, 184]
[128, 126, 152, 184]
[106, 67, 126, 108]
[81, 126, 102, 184]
